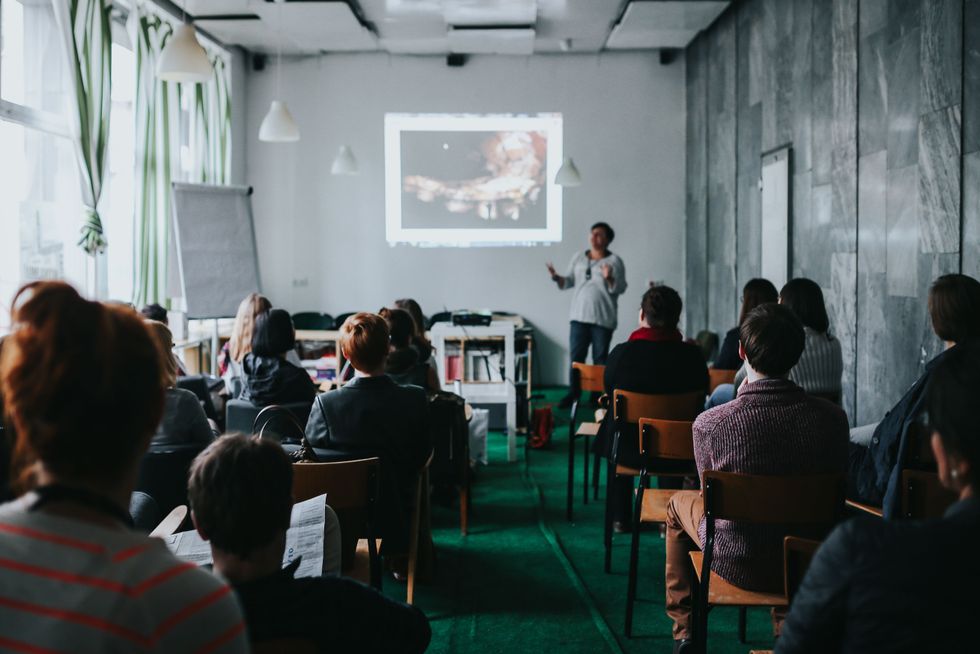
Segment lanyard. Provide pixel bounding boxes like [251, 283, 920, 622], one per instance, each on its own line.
[29, 484, 135, 528]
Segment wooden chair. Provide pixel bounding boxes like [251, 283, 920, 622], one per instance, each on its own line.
[690, 471, 844, 652]
[625, 418, 696, 636]
[407, 451, 435, 605]
[149, 505, 188, 538]
[604, 389, 703, 573]
[707, 367, 736, 394]
[567, 362, 605, 521]
[292, 457, 382, 588]
[783, 536, 821, 603]
[900, 469, 957, 519]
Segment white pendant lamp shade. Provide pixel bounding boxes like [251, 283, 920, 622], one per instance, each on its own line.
[331, 145, 359, 175]
[554, 156, 581, 187]
[156, 24, 212, 83]
[259, 100, 300, 142]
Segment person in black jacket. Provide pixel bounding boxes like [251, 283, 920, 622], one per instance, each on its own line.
[380, 307, 440, 392]
[777, 341, 980, 653]
[594, 285, 708, 527]
[306, 312, 432, 554]
[240, 309, 317, 406]
[187, 434, 431, 653]
[849, 274, 980, 517]
[714, 278, 778, 370]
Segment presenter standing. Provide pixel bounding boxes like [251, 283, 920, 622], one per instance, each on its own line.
[547, 222, 627, 408]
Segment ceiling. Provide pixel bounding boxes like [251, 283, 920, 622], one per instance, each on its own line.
[171, 0, 729, 57]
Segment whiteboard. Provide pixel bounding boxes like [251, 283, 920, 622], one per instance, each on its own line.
[761, 147, 791, 290]
[171, 183, 262, 319]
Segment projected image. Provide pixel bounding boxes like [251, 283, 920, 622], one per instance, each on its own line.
[386, 114, 563, 246]
[401, 130, 547, 229]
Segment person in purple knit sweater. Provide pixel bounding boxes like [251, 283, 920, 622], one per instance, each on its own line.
[664, 303, 849, 654]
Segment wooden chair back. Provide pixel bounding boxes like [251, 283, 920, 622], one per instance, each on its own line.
[150, 505, 188, 538]
[905, 422, 936, 468]
[900, 469, 957, 520]
[407, 451, 435, 605]
[783, 536, 820, 602]
[638, 419, 695, 461]
[613, 389, 703, 426]
[707, 368, 736, 393]
[572, 362, 605, 393]
[292, 458, 380, 578]
[702, 471, 845, 525]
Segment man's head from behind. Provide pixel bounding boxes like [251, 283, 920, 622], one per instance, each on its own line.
[738, 303, 805, 378]
[188, 434, 292, 560]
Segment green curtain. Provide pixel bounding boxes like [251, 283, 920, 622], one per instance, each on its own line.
[194, 55, 232, 184]
[52, 0, 112, 256]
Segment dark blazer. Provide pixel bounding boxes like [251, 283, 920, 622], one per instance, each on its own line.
[714, 327, 742, 370]
[595, 338, 709, 468]
[150, 388, 215, 451]
[240, 354, 317, 407]
[305, 376, 431, 552]
[776, 497, 980, 653]
[849, 345, 956, 516]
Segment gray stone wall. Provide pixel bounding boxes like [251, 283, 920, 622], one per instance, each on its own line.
[686, 0, 980, 424]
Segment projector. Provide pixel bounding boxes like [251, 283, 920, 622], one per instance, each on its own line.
[452, 311, 492, 327]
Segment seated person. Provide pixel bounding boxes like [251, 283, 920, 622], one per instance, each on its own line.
[665, 303, 848, 653]
[306, 313, 432, 553]
[219, 292, 271, 391]
[0, 281, 246, 652]
[187, 434, 429, 652]
[240, 309, 317, 406]
[714, 278, 778, 370]
[381, 307, 440, 392]
[777, 342, 980, 652]
[145, 320, 216, 450]
[140, 302, 168, 324]
[593, 285, 708, 528]
[394, 298, 437, 368]
[849, 273, 980, 516]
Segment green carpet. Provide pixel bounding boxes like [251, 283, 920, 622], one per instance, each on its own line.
[392, 388, 779, 653]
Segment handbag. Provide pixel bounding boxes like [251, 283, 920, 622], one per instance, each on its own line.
[528, 406, 555, 449]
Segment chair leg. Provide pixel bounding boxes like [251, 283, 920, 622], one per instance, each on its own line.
[625, 483, 644, 637]
[459, 486, 468, 536]
[407, 475, 423, 605]
[593, 450, 601, 500]
[583, 433, 590, 505]
[603, 461, 614, 573]
[738, 607, 747, 643]
[567, 400, 579, 521]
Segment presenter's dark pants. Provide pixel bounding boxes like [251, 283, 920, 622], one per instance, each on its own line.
[568, 320, 613, 392]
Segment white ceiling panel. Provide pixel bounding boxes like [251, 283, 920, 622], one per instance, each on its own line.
[606, 1, 728, 49]
[194, 18, 311, 55]
[379, 36, 452, 54]
[443, 0, 537, 27]
[171, 0, 251, 15]
[448, 27, 536, 55]
[249, 1, 378, 50]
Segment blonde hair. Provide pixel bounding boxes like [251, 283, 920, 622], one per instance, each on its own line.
[229, 293, 272, 362]
[145, 320, 179, 387]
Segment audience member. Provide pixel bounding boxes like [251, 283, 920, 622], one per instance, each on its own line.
[219, 292, 272, 386]
[0, 281, 246, 652]
[849, 273, 980, 516]
[594, 285, 708, 529]
[145, 320, 216, 450]
[394, 298, 435, 364]
[664, 303, 848, 653]
[381, 307, 440, 392]
[140, 302, 168, 324]
[777, 341, 980, 652]
[306, 313, 432, 554]
[240, 309, 317, 406]
[188, 434, 431, 652]
[714, 278, 778, 370]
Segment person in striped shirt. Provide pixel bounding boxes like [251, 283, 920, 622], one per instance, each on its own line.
[0, 281, 247, 654]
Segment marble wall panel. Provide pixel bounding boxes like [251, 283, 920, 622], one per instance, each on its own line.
[962, 150, 980, 279]
[886, 30, 921, 170]
[859, 0, 887, 38]
[855, 270, 890, 424]
[886, 165, 920, 297]
[858, 29, 888, 155]
[887, 0, 921, 44]
[918, 105, 961, 254]
[685, 37, 709, 333]
[737, 171, 762, 291]
[965, 0, 980, 154]
[858, 151, 888, 275]
[791, 0, 814, 173]
[791, 172, 812, 279]
[919, 0, 962, 114]
[811, 0, 834, 185]
[799, 183, 834, 288]
[829, 251, 858, 420]
[883, 294, 924, 407]
[831, 0, 858, 256]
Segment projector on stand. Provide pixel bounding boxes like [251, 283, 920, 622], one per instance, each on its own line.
[452, 310, 492, 327]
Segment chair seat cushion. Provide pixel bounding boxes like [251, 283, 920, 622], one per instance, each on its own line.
[639, 488, 678, 524]
[575, 422, 601, 437]
[689, 552, 787, 607]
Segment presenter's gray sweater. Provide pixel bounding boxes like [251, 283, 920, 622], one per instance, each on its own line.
[559, 250, 627, 330]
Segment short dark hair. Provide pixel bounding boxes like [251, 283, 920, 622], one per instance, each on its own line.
[591, 221, 615, 243]
[739, 278, 779, 326]
[188, 434, 293, 557]
[779, 278, 830, 333]
[141, 303, 168, 324]
[251, 309, 296, 357]
[925, 342, 980, 486]
[340, 312, 389, 372]
[380, 307, 416, 349]
[641, 285, 682, 329]
[928, 274, 980, 343]
[739, 303, 806, 377]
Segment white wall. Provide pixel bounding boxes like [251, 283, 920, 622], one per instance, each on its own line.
[244, 52, 686, 385]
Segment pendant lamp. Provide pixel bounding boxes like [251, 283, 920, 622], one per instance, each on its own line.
[259, 0, 299, 142]
[157, 23, 212, 83]
[554, 157, 581, 187]
[331, 146, 359, 175]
